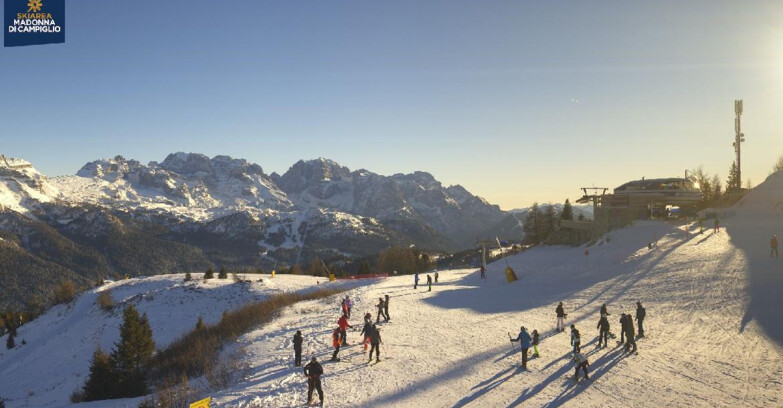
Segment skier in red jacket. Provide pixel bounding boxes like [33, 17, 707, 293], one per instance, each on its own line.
[338, 313, 352, 346]
[331, 327, 342, 361]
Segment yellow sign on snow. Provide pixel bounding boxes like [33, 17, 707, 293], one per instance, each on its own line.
[329, 273, 336, 282]
[505, 266, 518, 283]
[190, 396, 211, 408]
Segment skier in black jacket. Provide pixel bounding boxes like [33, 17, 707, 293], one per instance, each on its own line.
[384, 294, 390, 322]
[556, 302, 566, 332]
[293, 330, 303, 366]
[619, 313, 627, 344]
[596, 316, 610, 348]
[635, 301, 646, 338]
[375, 298, 386, 324]
[369, 324, 383, 363]
[303, 357, 324, 406]
[600, 303, 610, 318]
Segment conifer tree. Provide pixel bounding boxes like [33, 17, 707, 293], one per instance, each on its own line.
[83, 347, 114, 401]
[203, 267, 214, 280]
[5, 331, 14, 349]
[561, 199, 574, 221]
[218, 266, 228, 279]
[195, 316, 205, 330]
[727, 162, 740, 191]
[358, 261, 372, 275]
[111, 305, 156, 397]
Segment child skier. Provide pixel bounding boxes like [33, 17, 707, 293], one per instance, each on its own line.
[635, 301, 646, 338]
[331, 327, 342, 361]
[369, 324, 382, 363]
[531, 329, 540, 357]
[573, 352, 590, 381]
[337, 313, 351, 346]
[427, 275, 433, 291]
[570, 324, 581, 354]
[360, 320, 373, 351]
[383, 294, 390, 321]
[375, 297, 386, 324]
[597, 315, 610, 348]
[556, 302, 567, 332]
[303, 357, 324, 406]
[414, 273, 420, 289]
[510, 326, 533, 369]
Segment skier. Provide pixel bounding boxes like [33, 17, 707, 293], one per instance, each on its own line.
[434, 271, 439, 283]
[414, 273, 420, 289]
[303, 357, 324, 406]
[619, 313, 627, 344]
[622, 314, 637, 353]
[337, 313, 351, 346]
[556, 302, 567, 332]
[427, 274, 433, 292]
[364, 312, 372, 326]
[341, 297, 348, 316]
[714, 218, 720, 233]
[331, 327, 342, 361]
[384, 294, 390, 321]
[531, 329, 540, 357]
[360, 319, 373, 351]
[344, 296, 353, 318]
[597, 315, 610, 348]
[573, 352, 590, 381]
[570, 324, 581, 354]
[600, 303, 610, 318]
[293, 330, 303, 366]
[375, 297, 386, 324]
[369, 324, 382, 363]
[772, 234, 779, 258]
[480, 266, 486, 280]
[635, 301, 646, 338]
[510, 326, 533, 369]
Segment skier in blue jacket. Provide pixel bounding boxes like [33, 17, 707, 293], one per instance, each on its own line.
[510, 326, 533, 369]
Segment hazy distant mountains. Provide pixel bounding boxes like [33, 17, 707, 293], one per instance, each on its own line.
[0, 153, 513, 309]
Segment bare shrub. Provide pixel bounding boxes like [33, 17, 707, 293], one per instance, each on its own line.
[53, 281, 77, 305]
[97, 290, 114, 311]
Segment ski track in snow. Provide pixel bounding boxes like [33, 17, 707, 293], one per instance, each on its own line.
[2, 218, 783, 407]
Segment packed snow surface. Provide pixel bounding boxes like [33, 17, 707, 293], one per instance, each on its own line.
[2, 170, 783, 408]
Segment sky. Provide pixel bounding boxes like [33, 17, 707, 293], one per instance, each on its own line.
[1, 0, 781, 210]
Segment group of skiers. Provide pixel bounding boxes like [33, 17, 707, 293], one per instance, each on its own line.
[295, 294, 392, 406]
[510, 300, 647, 381]
[414, 272, 438, 291]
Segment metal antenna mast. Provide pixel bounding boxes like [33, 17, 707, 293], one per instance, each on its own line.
[733, 100, 745, 190]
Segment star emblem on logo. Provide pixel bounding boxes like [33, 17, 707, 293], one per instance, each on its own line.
[27, 0, 43, 12]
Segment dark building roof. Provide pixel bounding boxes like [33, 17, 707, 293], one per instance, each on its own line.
[614, 178, 698, 194]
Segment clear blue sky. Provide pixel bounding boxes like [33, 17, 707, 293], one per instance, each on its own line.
[1, 0, 781, 209]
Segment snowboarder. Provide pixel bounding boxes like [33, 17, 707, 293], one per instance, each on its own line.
[635, 301, 646, 338]
[600, 303, 610, 318]
[434, 271, 439, 283]
[361, 320, 373, 351]
[556, 302, 567, 332]
[331, 327, 342, 361]
[304, 357, 324, 406]
[622, 314, 637, 353]
[772, 234, 779, 258]
[383, 294, 390, 321]
[414, 273, 420, 289]
[531, 329, 540, 357]
[570, 324, 581, 354]
[375, 297, 387, 324]
[510, 326, 533, 369]
[573, 352, 590, 381]
[714, 218, 720, 233]
[427, 275, 433, 292]
[293, 330, 303, 366]
[338, 313, 351, 346]
[597, 315, 610, 348]
[369, 324, 382, 363]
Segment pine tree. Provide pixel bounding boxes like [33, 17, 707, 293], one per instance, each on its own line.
[218, 266, 228, 279]
[522, 203, 540, 244]
[6, 331, 14, 349]
[195, 316, 205, 330]
[111, 305, 156, 397]
[358, 261, 372, 275]
[308, 256, 325, 276]
[561, 199, 574, 221]
[83, 347, 115, 401]
[727, 162, 740, 191]
[203, 267, 214, 280]
[543, 203, 558, 241]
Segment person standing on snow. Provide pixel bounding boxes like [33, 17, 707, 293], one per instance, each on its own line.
[361, 320, 373, 351]
[338, 313, 351, 346]
[635, 302, 646, 338]
[531, 329, 540, 357]
[383, 294, 390, 321]
[510, 326, 533, 369]
[597, 315, 610, 348]
[434, 271, 439, 283]
[293, 330, 303, 366]
[427, 275, 433, 292]
[714, 218, 720, 233]
[414, 273, 420, 289]
[364, 312, 372, 326]
[375, 297, 386, 324]
[570, 324, 581, 354]
[331, 327, 342, 361]
[772, 234, 779, 258]
[623, 313, 637, 353]
[619, 313, 627, 344]
[556, 302, 567, 332]
[573, 352, 590, 381]
[600, 303, 610, 318]
[369, 324, 383, 363]
[303, 357, 324, 406]
[341, 298, 348, 317]
[344, 296, 353, 318]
